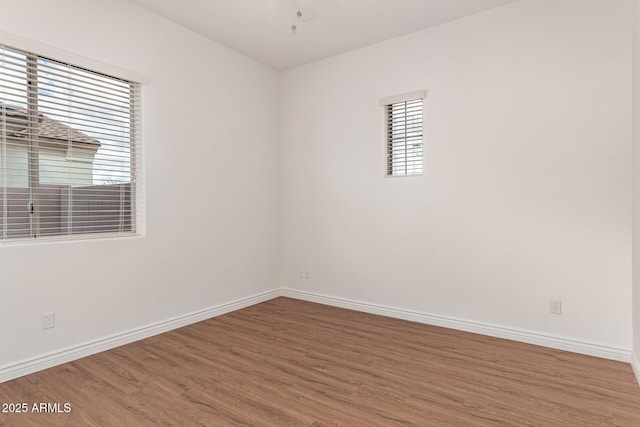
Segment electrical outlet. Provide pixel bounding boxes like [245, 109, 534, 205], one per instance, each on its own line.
[298, 269, 304, 279]
[550, 300, 562, 315]
[43, 312, 55, 329]
[304, 270, 310, 279]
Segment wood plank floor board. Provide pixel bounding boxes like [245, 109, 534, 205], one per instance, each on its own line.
[1, 297, 639, 426]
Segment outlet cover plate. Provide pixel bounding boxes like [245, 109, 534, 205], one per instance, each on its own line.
[43, 312, 55, 329]
[550, 300, 562, 315]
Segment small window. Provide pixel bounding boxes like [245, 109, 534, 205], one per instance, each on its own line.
[381, 90, 426, 177]
[0, 43, 142, 242]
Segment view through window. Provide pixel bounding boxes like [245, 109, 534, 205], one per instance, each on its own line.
[384, 93, 424, 177]
[0, 44, 140, 241]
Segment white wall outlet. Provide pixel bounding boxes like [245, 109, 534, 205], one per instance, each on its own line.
[304, 270, 310, 279]
[43, 312, 55, 329]
[550, 300, 562, 315]
[298, 269, 304, 279]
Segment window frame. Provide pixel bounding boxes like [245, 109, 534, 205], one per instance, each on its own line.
[0, 35, 146, 244]
[380, 90, 426, 178]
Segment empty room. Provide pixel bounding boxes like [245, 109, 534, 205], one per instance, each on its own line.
[2, 0, 640, 425]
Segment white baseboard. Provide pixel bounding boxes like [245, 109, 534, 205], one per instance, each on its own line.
[281, 288, 632, 363]
[0, 289, 281, 384]
[632, 352, 640, 386]
[2, 287, 633, 384]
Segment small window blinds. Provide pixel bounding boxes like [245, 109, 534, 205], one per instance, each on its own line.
[0, 43, 141, 242]
[381, 90, 426, 177]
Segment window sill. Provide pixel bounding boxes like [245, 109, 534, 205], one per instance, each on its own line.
[0, 232, 144, 247]
[385, 173, 424, 179]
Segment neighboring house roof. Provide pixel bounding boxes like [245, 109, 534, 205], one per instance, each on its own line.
[1, 103, 100, 146]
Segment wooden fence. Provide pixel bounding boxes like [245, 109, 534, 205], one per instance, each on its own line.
[0, 183, 132, 239]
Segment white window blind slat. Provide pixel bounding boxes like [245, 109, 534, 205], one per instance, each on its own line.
[0, 44, 141, 242]
[382, 92, 424, 177]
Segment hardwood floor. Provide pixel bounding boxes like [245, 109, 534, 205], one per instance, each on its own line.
[1, 297, 639, 426]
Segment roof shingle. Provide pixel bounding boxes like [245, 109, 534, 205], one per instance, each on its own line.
[1, 103, 100, 146]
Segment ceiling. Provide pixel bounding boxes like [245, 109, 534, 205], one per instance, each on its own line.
[130, 0, 518, 71]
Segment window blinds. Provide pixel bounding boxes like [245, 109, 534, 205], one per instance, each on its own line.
[381, 91, 425, 177]
[0, 44, 141, 241]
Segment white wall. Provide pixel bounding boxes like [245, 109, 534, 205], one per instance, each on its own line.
[0, 0, 279, 369]
[633, 0, 640, 373]
[280, 0, 633, 351]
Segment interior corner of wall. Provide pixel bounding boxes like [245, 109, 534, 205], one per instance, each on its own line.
[632, 351, 640, 387]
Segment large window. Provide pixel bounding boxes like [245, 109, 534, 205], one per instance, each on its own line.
[381, 90, 426, 177]
[0, 44, 141, 241]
